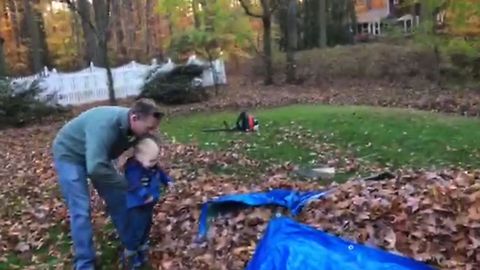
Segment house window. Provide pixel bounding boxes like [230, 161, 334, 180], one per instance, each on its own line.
[361, 23, 370, 34]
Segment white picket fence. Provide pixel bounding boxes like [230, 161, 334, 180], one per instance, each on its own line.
[11, 55, 227, 106]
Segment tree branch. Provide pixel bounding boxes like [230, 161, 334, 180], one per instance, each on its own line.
[62, 0, 100, 40]
[239, 0, 263, 18]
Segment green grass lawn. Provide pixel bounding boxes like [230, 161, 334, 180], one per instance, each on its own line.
[162, 105, 480, 171]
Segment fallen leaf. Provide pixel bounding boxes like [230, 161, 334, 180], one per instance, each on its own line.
[15, 242, 30, 253]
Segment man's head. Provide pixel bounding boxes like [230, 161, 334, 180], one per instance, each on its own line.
[129, 98, 164, 137]
[134, 136, 160, 168]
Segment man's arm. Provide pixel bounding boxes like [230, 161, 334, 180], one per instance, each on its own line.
[85, 123, 127, 188]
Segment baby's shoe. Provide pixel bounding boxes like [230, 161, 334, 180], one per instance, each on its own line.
[120, 249, 138, 270]
[137, 242, 150, 266]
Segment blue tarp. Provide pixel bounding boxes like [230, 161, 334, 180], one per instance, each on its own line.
[197, 189, 328, 239]
[247, 217, 434, 270]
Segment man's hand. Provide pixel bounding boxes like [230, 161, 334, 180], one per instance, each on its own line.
[116, 148, 134, 172]
[144, 196, 154, 204]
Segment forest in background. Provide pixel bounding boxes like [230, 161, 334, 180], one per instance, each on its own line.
[0, 0, 175, 75]
[0, 0, 479, 80]
[0, 0, 358, 76]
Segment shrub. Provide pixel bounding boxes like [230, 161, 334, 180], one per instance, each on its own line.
[139, 64, 209, 105]
[0, 78, 67, 128]
[251, 43, 442, 84]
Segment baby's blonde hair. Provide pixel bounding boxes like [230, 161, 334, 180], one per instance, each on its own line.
[134, 136, 160, 161]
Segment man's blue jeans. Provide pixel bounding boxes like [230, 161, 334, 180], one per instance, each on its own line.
[54, 159, 128, 270]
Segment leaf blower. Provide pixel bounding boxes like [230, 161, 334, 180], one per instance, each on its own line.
[202, 111, 259, 132]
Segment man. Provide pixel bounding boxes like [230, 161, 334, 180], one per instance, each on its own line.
[52, 98, 163, 270]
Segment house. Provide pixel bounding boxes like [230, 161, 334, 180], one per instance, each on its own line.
[354, 0, 420, 36]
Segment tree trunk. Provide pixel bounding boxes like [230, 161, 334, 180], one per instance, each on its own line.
[206, 0, 215, 32]
[101, 38, 116, 105]
[278, 0, 288, 50]
[420, 0, 429, 24]
[132, 0, 143, 60]
[35, 5, 51, 69]
[145, 0, 153, 59]
[2, 2, 7, 21]
[92, 0, 108, 67]
[7, 0, 21, 47]
[92, 0, 115, 103]
[304, 0, 315, 49]
[66, 0, 115, 104]
[0, 37, 6, 77]
[23, 0, 42, 73]
[6, 0, 22, 63]
[199, 0, 215, 32]
[111, 0, 127, 62]
[262, 16, 273, 85]
[239, 0, 273, 84]
[151, 1, 164, 60]
[347, 0, 357, 44]
[72, 12, 82, 66]
[319, 0, 327, 48]
[260, 0, 273, 85]
[77, 0, 99, 66]
[122, 0, 135, 59]
[286, 0, 297, 83]
[192, 0, 201, 29]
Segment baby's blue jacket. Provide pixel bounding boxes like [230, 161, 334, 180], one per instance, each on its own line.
[124, 158, 172, 209]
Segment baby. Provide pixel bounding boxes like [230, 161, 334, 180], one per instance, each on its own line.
[121, 136, 172, 269]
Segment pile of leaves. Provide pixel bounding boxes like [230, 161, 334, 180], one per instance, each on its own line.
[146, 169, 480, 270]
[140, 64, 209, 105]
[2, 123, 480, 270]
[299, 171, 480, 270]
[148, 173, 320, 270]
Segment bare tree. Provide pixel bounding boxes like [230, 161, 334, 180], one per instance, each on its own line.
[63, 0, 116, 105]
[192, 0, 201, 29]
[75, 0, 100, 65]
[286, 0, 297, 83]
[122, 0, 135, 59]
[0, 37, 6, 77]
[145, 0, 153, 59]
[239, 0, 279, 85]
[6, 0, 21, 49]
[319, 0, 327, 48]
[23, 0, 48, 73]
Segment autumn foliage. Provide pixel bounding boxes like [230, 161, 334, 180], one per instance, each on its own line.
[3, 124, 480, 269]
